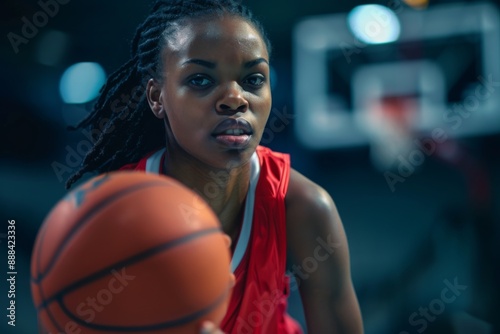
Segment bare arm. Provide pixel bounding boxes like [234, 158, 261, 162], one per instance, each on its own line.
[286, 169, 363, 334]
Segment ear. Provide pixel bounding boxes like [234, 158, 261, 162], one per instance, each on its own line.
[146, 78, 165, 119]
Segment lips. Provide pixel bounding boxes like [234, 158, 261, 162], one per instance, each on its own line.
[212, 118, 253, 149]
[212, 118, 253, 136]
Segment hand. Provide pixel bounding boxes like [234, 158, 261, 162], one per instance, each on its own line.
[200, 321, 225, 334]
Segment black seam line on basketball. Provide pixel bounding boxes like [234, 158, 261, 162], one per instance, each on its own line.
[58, 286, 229, 331]
[35, 227, 222, 311]
[34, 222, 65, 334]
[31, 180, 172, 284]
[42, 304, 65, 334]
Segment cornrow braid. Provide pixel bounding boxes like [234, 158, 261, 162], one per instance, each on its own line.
[65, 0, 272, 189]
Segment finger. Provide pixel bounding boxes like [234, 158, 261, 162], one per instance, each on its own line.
[222, 234, 231, 248]
[229, 273, 235, 288]
[200, 321, 224, 334]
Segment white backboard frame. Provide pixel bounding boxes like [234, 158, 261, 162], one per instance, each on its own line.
[293, 2, 500, 149]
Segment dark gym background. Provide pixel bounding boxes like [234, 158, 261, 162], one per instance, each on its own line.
[1, 0, 499, 333]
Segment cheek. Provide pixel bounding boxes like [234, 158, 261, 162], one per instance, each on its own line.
[256, 94, 272, 124]
[166, 109, 202, 137]
[163, 101, 208, 147]
[163, 91, 196, 128]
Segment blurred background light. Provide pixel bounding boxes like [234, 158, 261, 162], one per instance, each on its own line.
[347, 4, 401, 44]
[59, 62, 106, 104]
[403, 0, 430, 9]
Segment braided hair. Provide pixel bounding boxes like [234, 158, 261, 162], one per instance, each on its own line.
[65, 0, 271, 188]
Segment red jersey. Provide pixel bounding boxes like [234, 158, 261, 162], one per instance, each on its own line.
[120, 146, 303, 334]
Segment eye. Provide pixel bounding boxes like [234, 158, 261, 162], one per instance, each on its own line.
[187, 75, 213, 89]
[244, 75, 266, 88]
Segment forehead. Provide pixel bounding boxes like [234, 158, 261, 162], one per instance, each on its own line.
[163, 15, 268, 63]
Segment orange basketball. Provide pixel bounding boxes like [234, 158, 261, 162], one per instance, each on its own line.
[31, 172, 232, 334]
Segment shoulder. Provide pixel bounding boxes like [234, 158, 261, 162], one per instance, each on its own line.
[285, 169, 345, 270]
[284, 169, 364, 333]
[284, 168, 347, 288]
[285, 168, 338, 231]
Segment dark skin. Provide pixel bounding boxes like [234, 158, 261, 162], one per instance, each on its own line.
[146, 15, 363, 334]
[287, 170, 364, 333]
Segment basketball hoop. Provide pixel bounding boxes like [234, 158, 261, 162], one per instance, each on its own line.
[363, 95, 418, 171]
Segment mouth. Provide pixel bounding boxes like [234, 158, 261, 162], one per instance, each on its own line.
[212, 118, 254, 148]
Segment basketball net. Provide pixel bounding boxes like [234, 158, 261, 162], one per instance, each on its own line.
[364, 96, 418, 171]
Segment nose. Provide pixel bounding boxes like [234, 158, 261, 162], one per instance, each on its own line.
[216, 82, 248, 114]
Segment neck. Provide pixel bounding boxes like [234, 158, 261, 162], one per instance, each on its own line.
[163, 147, 251, 233]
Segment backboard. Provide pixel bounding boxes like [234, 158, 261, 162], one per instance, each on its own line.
[293, 2, 500, 150]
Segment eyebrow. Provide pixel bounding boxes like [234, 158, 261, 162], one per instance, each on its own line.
[244, 58, 269, 68]
[181, 58, 269, 69]
[182, 59, 216, 69]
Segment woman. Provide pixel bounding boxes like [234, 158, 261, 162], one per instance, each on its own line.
[67, 1, 363, 333]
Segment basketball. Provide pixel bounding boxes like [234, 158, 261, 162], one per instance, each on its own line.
[31, 172, 233, 334]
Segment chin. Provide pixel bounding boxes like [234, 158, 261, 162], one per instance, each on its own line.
[209, 148, 255, 170]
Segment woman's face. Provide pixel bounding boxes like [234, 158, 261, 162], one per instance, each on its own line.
[147, 15, 271, 169]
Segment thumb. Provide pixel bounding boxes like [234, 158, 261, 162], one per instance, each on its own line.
[200, 321, 225, 334]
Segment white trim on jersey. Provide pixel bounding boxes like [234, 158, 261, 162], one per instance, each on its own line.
[144, 148, 260, 273]
[230, 152, 259, 272]
[145, 148, 166, 173]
